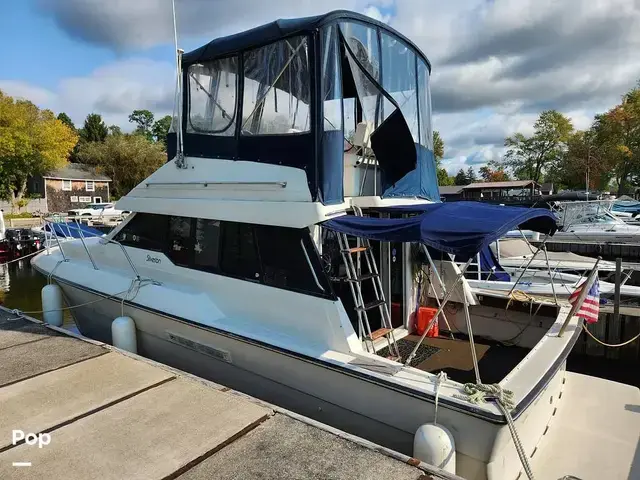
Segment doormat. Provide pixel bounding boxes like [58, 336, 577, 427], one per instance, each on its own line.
[378, 338, 440, 367]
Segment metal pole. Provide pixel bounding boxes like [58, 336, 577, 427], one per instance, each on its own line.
[507, 234, 549, 297]
[519, 229, 536, 254]
[558, 257, 601, 337]
[541, 243, 558, 305]
[421, 244, 445, 297]
[74, 219, 99, 270]
[614, 257, 621, 327]
[462, 294, 481, 384]
[426, 271, 455, 338]
[405, 257, 474, 366]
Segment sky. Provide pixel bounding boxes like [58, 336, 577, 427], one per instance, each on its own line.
[1, 0, 639, 174]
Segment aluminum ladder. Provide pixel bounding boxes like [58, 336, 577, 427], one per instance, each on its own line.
[336, 206, 401, 360]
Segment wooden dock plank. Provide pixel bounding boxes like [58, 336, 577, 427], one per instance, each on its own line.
[0, 352, 174, 450]
[0, 320, 58, 350]
[177, 414, 425, 480]
[0, 336, 106, 387]
[0, 379, 271, 480]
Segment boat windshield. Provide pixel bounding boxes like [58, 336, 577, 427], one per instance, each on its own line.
[554, 200, 624, 227]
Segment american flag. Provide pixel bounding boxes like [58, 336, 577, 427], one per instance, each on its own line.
[568, 277, 600, 324]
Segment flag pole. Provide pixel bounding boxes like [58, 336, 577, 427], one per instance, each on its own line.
[558, 256, 601, 337]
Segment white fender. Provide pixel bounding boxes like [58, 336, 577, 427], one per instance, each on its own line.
[413, 423, 456, 474]
[111, 316, 137, 354]
[41, 284, 63, 327]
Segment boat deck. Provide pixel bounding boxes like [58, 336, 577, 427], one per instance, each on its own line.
[392, 335, 530, 384]
[0, 308, 458, 480]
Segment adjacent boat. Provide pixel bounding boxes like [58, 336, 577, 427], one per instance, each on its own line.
[549, 200, 640, 243]
[460, 239, 640, 301]
[32, 11, 639, 480]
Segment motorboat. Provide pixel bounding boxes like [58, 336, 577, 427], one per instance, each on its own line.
[32, 11, 639, 480]
[457, 239, 640, 301]
[493, 238, 618, 272]
[549, 200, 640, 243]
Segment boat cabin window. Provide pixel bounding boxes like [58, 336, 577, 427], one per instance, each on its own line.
[115, 213, 332, 298]
[254, 225, 330, 293]
[241, 36, 311, 135]
[114, 213, 168, 252]
[187, 56, 239, 136]
[193, 219, 221, 272]
[219, 222, 261, 280]
[167, 216, 193, 267]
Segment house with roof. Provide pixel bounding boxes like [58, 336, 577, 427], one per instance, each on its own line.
[438, 185, 464, 201]
[460, 180, 540, 201]
[27, 164, 112, 214]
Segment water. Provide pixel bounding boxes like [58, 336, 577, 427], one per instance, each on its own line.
[0, 258, 73, 324]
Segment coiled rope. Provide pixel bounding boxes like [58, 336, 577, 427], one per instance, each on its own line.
[454, 383, 534, 480]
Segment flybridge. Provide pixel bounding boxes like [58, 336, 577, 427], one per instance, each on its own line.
[167, 10, 439, 205]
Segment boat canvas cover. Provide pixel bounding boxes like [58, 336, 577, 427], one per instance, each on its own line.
[45, 222, 104, 239]
[175, 10, 439, 205]
[323, 202, 557, 256]
[613, 200, 640, 214]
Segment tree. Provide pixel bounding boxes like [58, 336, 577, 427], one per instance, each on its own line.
[549, 130, 606, 190]
[466, 166, 477, 184]
[129, 109, 155, 141]
[76, 133, 166, 198]
[81, 113, 108, 142]
[591, 85, 640, 194]
[0, 90, 78, 206]
[479, 166, 492, 182]
[108, 125, 123, 136]
[437, 168, 453, 186]
[502, 110, 573, 183]
[433, 130, 444, 163]
[479, 165, 511, 182]
[57, 112, 75, 131]
[454, 169, 469, 186]
[152, 115, 172, 146]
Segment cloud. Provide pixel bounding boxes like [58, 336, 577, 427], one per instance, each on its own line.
[0, 81, 56, 105]
[25, 0, 640, 174]
[0, 58, 175, 129]
[36, 0, 383, 50]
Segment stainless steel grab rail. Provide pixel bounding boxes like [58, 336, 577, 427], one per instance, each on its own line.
[43, 217, 141, 280]
[145, 181, 287, 188]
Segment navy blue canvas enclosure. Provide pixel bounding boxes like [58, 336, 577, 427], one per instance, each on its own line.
[168, 11, 439, 205]
[323, 202, 557, 256]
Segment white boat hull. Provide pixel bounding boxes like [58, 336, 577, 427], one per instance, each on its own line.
[550, 230, 640, 244]
[55, 278, 565, 480]
[484, 269, 640, 298]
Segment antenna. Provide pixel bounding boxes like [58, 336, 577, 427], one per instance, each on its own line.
[172, 0, 186, 169]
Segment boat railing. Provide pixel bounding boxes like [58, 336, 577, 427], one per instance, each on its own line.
[42, 216, 141, 281]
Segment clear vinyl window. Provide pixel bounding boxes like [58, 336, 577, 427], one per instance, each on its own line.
[241, 36, 311, 135]
[188, 56, 238, 136]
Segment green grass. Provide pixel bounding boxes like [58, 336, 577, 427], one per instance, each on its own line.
[3, 212, 36, 219]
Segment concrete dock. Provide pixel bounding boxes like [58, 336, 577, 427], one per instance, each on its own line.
[0, 308, 457, 480]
